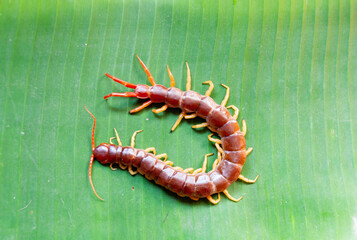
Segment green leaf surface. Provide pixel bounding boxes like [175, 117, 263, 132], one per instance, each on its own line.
[0, 0, 356, 239]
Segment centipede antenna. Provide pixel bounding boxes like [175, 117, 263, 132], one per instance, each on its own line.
[136, 55, 156, 86]
[84, 106, 104, 201]
[105, 73, 137, 89]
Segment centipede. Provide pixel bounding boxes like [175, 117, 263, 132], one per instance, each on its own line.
[87, 55, 258, 204]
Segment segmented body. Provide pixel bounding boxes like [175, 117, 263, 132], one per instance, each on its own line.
[87, 56, 256, 203]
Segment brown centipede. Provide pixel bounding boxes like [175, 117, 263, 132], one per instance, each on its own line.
[88, 55, 258, 204]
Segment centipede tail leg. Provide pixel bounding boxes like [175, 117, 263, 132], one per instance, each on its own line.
[238, 174, 259, 183]
[207, 194, 221, 204]
[84, 106, 104, 201]
[223, 190, 245, 203]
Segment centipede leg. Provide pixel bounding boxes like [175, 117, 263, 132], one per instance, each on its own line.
[152, 104, 168, 114]
[223, 190, 245, 203]
[227, 105, 239, 120]
[145, 147, 156, 155]
[129, 100, 153, 114]
[156, 153, 167, 160]
[242, 119, 247, 136]
[220, 84, 230, 107]
[183, 168, 194, 173]
[113, 128, 122, 146]
[192, 153, 214, 174]
[110, 163, 118, 171]
[238, 174, 259, 183]
[207, 193, 221, 204]
[192, 122, 208, 129]
[173, 166, 184, 171]
[136, 55, 156, 85]
[130, 130, 143, 148]
[153, 65, 176, 113]
[203, 81, 214, 96]
[246, 147, 253, 155]
[208, 133, 222, 144]
[184, 113, 197, 119]
[212, 151, 222, 169]
[109, 137, 116, 144]
[119, 162, 127, 170]
[215, 142, 224, 155]
[170, 63, 192, 132]
[128, 165, 138, 175]
[170, 111, 185, 132]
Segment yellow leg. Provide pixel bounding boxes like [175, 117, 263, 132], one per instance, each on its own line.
[184, 113, 197, 119]
[183, 168, 194, 173]
[207, 193, 221, 204]
[242, 119, 247, 136]
[167, 65, 176, 87]
[164, 160, 174, 166]
[156, 153, 167, 161]
[190, 196, 199, 201]
[119, 162, 127, 170]
[192, 122, 208, 129]
[109, 137, 116, 144]
[128, 165, 138, 175]
[238, 174, 259, 183]
[145, 147, 156, 155]
[215, 143, 224, 155]
[171, 111, 185, 132]
[131, 130, 143, 148]
[208, 133, 222, 144]
[110, 163, 118, 171]
[185, 62, 191, 90]
[114, 128, 122, 146]
[170, 62, 192, 132]
[203, 81, 214, 96]
[227, 105, 239, 120]
[173, 166, 184, 171]
[223, 190, 245, 202]
[192, 153, 213, 174]
[220, 84, 230, 107]
[152, 104, 168, 114]
[246, 147, 253, 155]
[212, 151, 222, 169]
